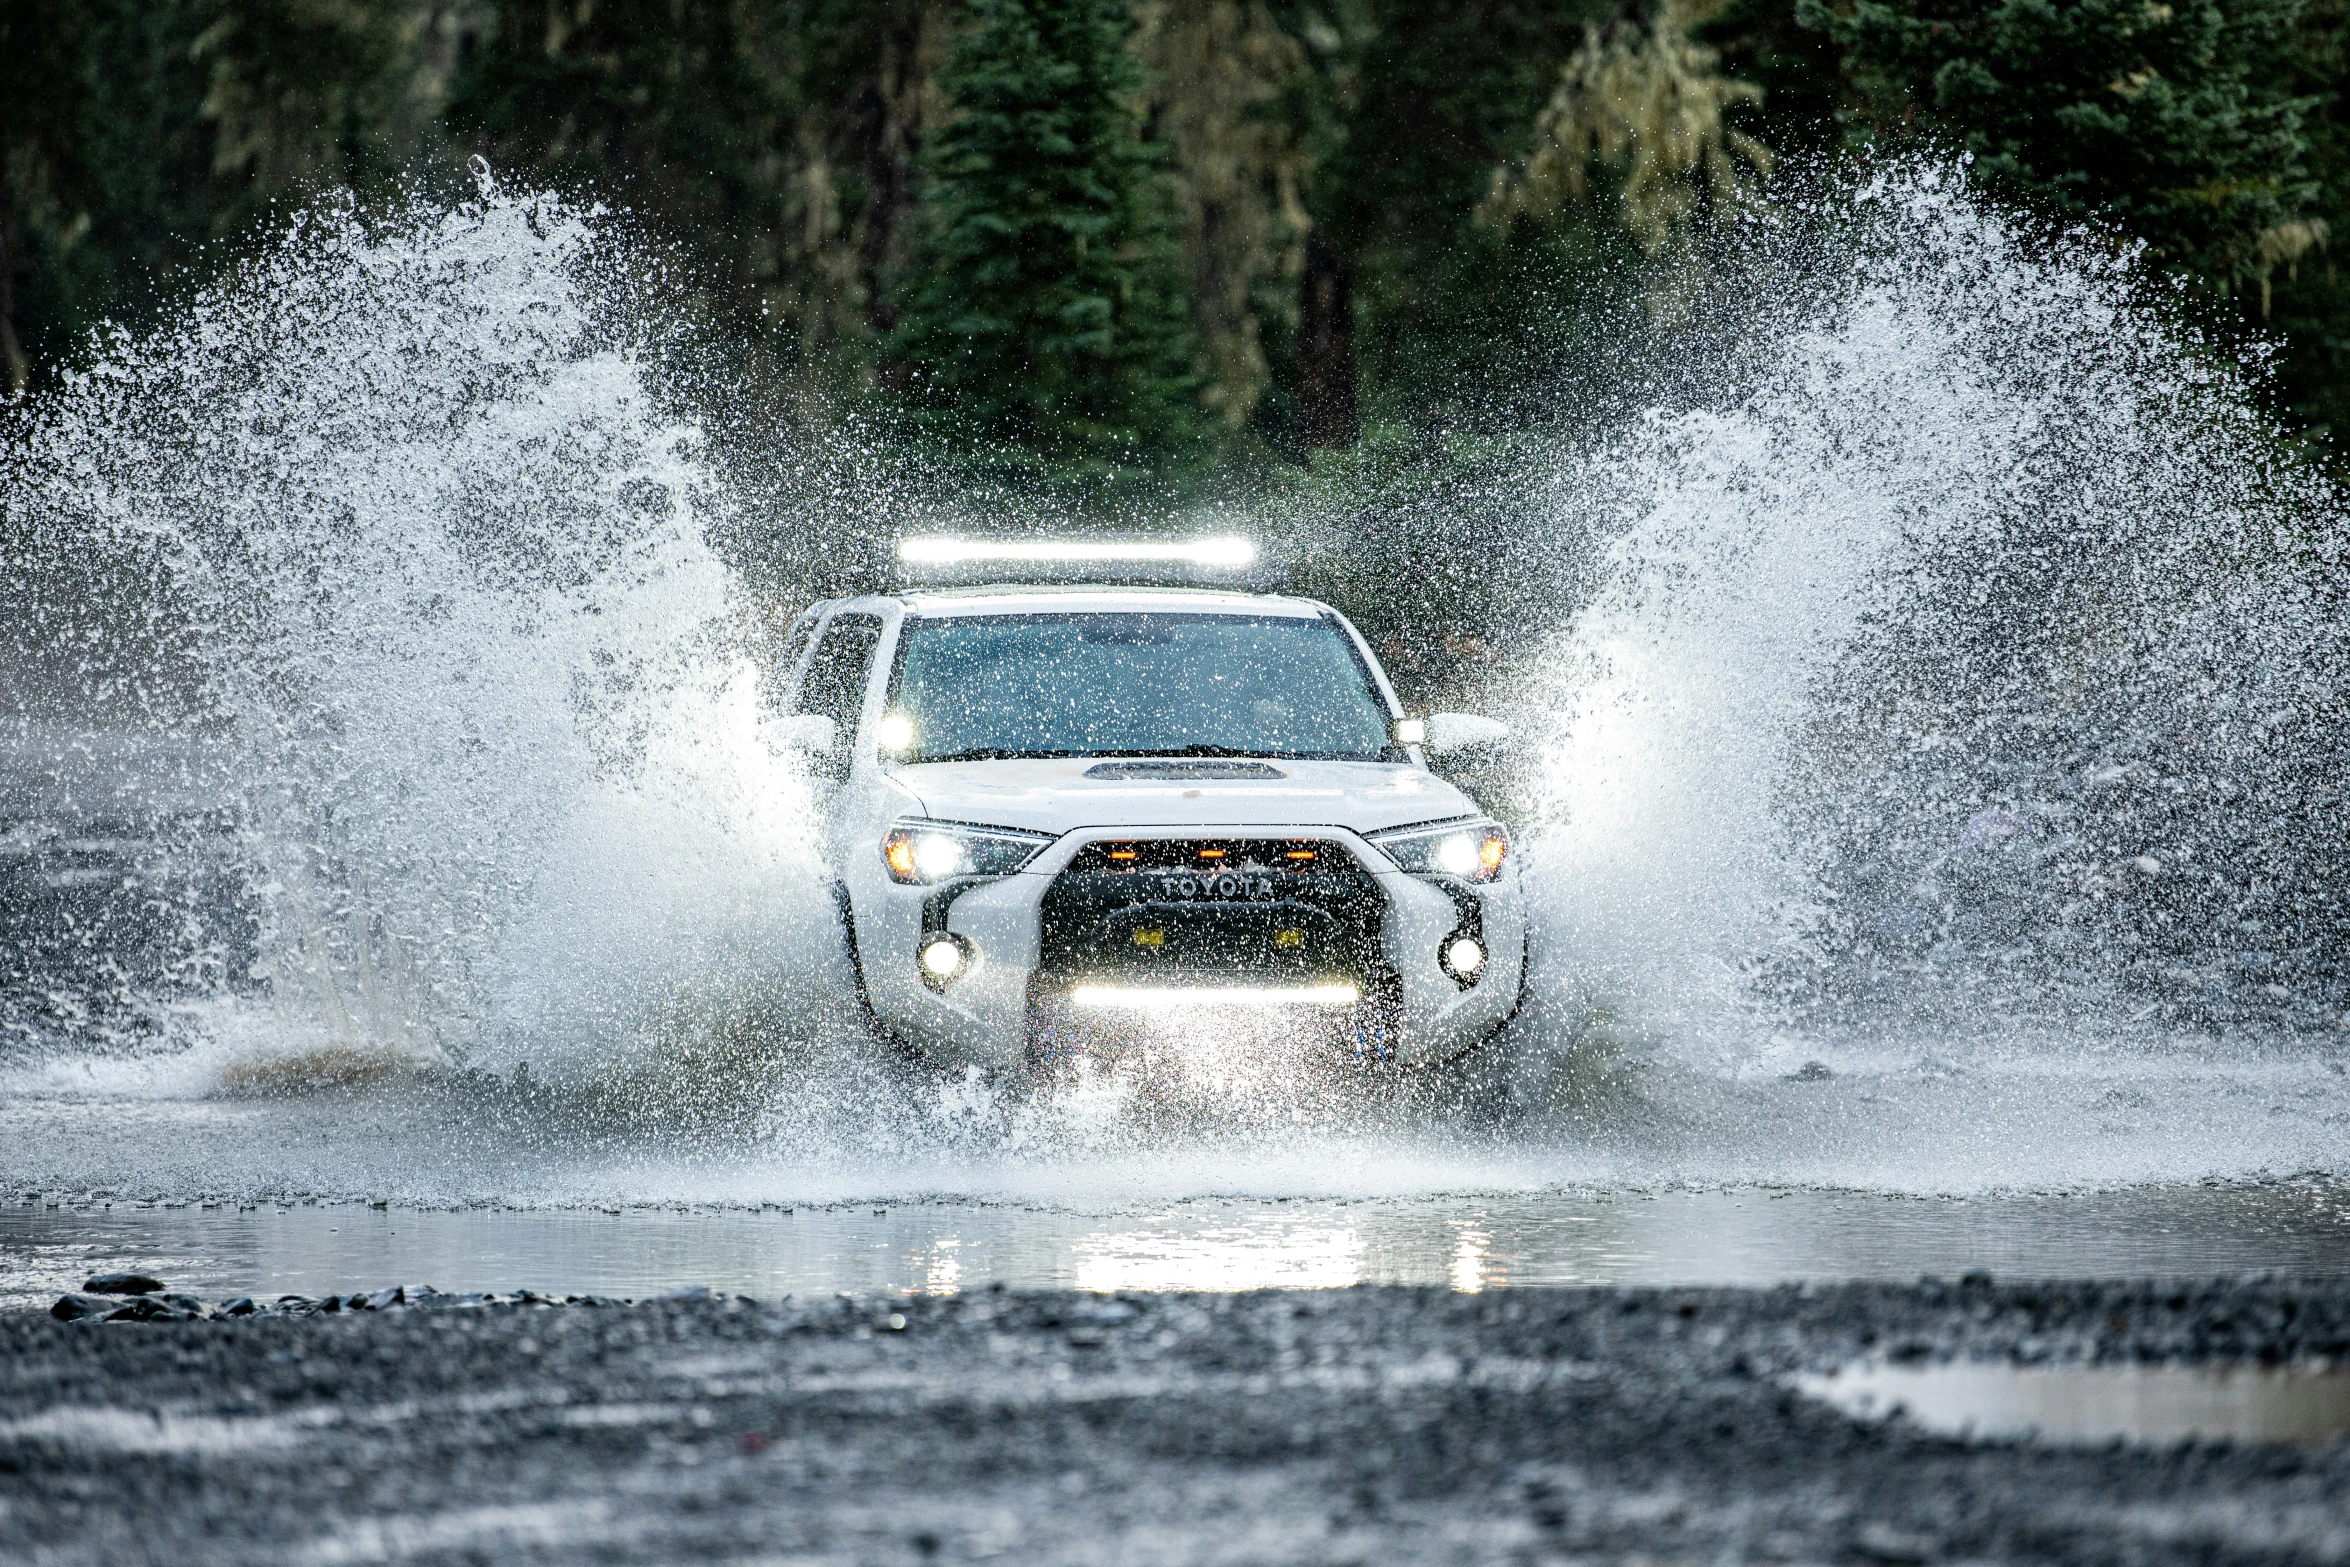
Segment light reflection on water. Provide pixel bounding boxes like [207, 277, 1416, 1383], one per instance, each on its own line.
[1074, 1218, 1365, 1293]
[1451, 1223, 1501, 1293]
[3, 1184, 2347, 1308]
[1799, 1359, 2350, 1445]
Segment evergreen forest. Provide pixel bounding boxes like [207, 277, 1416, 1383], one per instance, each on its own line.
[4, 0, 2346, 484]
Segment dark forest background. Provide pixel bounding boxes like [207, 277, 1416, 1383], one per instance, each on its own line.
[3, 0, 2346, 484]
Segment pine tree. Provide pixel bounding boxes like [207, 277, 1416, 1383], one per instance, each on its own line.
[2265, 0, 2350, 440]
[2, 0, 434, 394]
[887, 0, 1202, 469]
[1132, 0, 1313, 431]
[1268, 0, 1624, 450]
[1802, 0, 2322, 301]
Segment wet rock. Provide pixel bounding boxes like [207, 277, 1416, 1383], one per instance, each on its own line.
[102, 1296, 171, 1322]
[83, 1272, 164, 1295]
[223, 1298, 257, 1315]
[1523, 1477, 1572, 1532]
[1787, 1060, 1836, 1082]
[50, 1294, 105, 1321]
[365, 1286, 404, 1311]
[1853, 1522, 1943, 1563]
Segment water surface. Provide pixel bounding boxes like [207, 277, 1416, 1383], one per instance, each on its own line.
[1800, 1357, 2350, 1445]
[8, 1183, 2347, 1309]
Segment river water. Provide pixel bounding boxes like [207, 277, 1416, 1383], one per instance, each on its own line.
[7, 1185, 2349, 1310]
[3, 165, 2346, 1300]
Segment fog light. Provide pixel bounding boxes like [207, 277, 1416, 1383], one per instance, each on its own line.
[920, 937, 967, 980]
[1441, 935, 1486, 984]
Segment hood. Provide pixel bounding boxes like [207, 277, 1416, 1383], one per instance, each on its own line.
[887, 757, 1483, 837]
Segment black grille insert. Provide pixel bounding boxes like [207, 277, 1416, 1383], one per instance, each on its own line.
[1035, 838, 1388, 988]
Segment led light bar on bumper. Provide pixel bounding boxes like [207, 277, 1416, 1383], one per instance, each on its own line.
[1367, 818, 1510, 883]
[882, 821, 1055, 884]
[1071, 983, 1360, 1010]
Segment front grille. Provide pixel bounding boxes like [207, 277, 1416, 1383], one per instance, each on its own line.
[1027, 836, 1403, 1065]
[1034, 838, 1388, 988]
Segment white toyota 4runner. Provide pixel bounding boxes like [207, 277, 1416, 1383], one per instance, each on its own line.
[769, 542, 1526, 1076]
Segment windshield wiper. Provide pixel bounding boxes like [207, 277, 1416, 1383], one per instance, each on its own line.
[907, 743, 1384, 764]
[1070, 744, 1285, 760]
[907, 747, 1075, 763]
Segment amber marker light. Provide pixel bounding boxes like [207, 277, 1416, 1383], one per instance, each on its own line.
[1197, 848, 1227, 860]
[1285, 849, 1316, 861]
[1479, 833, 1507, 875]
[884, 836, 921, 880]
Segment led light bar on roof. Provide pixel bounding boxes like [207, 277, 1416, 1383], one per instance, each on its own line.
[898, 536, 1257, 568]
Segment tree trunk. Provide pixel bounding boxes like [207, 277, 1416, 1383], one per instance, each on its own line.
[858, 5, 932, 340]
[1296, 226, 1355, 452]
[0, 177, 26, 393]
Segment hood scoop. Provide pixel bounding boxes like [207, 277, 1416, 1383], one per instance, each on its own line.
[1082, 760, 1289, 781]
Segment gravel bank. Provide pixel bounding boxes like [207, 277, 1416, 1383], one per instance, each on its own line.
[4, 1279, 2348, 1565]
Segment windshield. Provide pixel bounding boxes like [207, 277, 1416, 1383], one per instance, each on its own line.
[888, 612, 1396, 763]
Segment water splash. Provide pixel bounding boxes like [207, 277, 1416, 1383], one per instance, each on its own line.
[4, 186, 832, 1085]
[1514, 163, 2350, 1072]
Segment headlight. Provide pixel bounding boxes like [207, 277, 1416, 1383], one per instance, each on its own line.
[880, 820, 1054, 884]
[1368, 818, 1510, 883]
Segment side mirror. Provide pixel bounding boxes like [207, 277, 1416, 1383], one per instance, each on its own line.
[765, 713, 840, 755]
[1422, 712, 1510, 761]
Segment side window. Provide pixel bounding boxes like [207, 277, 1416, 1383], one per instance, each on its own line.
[796, 613, 885, 738]
[777, 613, 822, 699]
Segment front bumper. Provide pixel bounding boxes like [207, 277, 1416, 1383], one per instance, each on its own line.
[847, 825, 1524, 1072]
